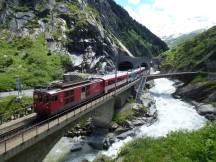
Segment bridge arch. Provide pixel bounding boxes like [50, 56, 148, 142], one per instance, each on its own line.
[118, 61, 133, 71]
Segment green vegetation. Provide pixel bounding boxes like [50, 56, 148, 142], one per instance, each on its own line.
[67, 2, 88, 28]
[113, 108, 135, 125]
[0, 31, 71, 91]
[117, 123, 216, 162]
[0, 96, 33, 121]
[191, 74, 208, 84]
[103, 0, 168, 57]
[121, 29, 153, 57]
[161, 26, 216, 72]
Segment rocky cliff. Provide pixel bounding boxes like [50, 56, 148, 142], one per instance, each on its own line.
[0, 0, 167, 90]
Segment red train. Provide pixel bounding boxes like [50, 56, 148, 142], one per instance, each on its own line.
[33, 68, 145, 116]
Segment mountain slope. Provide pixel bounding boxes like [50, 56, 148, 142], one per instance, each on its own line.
[161, 26, 216, 107]
[164, 29, 205, 48]
[0, 0, 167, 90]
[161, 26, 216, 72]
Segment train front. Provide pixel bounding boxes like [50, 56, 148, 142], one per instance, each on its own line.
[33, 88, 51, 116]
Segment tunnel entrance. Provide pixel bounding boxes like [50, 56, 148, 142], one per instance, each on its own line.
[141, 62, 149, 69]
[118, 61, 133, 71]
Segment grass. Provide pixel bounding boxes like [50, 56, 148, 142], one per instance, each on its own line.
[112, 108, 135, 125]
[0, 31, 71, 91]
[117, 123, 216, 162]
[191, 74, 208, 84]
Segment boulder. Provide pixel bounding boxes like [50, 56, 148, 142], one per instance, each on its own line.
[116, 131, 135, 140]
[132, 119, 145, 126]
[197, 104, 216, 115]
[87, 136, 104, 149]
[114, 126, 131, 135]
[205, 114, 216, 121]
[70, 144, 82, 152]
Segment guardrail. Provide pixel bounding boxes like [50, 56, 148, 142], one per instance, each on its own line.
[0, 79, 139, 155]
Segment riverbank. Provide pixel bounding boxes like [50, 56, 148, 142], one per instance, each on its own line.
[110, 122, 216, 162]
[173, 77, 216, 121]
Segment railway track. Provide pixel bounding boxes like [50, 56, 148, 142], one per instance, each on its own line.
[0, 114, 37, 140]
[0, 90, 108, 141]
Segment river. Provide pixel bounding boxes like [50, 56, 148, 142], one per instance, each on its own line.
[43, 78, 207, 162]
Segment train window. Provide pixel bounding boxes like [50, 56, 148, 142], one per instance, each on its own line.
[38, 95, 42, 102]
[86, 85, 90, 91]
[81, 86, 86, 92]
[69, 90, 74, 95]
[64, 91, 69, 97]
[33, 95, 38, 102]
[43, 95, 49, 103]
[51, 96, 58, 102]
[64, 98, 70, 104]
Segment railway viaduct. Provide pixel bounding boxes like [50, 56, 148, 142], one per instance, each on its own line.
[0, 55, 204, 162]
[0, 79, 140, 162]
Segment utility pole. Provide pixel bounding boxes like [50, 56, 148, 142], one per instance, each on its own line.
[16, 77, 22, 98]
[114, 52, 119, 95]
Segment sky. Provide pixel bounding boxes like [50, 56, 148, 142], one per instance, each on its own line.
[114, 0, 216, 38]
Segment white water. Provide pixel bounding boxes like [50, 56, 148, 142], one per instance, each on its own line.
[44, 78, 207, 162]
[102, 78, 207, 158]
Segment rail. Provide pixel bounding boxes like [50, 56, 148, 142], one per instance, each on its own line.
[0, 79, 139, 155]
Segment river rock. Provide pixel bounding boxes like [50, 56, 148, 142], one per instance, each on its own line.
[109, 122, 119, 131]
[132, 119, 145, 126]
[116, 131, 135, 140]
[197, 104, 216, 115]
[205, 114, 216, 121]
[87, 136, 104, 149]
[70, 144, 82, 152]
[114, 126, 131, 135]
[103, 133, 115, 149]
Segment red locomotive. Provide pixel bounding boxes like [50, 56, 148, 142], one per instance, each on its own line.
[33, 67, 145, 116]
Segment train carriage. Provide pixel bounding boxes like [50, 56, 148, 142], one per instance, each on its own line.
[33, 79, 104, 116]
[33, 67, 145, 116]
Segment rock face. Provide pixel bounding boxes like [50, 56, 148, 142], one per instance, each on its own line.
[0, 0, 167, 73]
[174, 82, 215, 103]
[190, 101, 216, 121]
[174, 81, 216, 120]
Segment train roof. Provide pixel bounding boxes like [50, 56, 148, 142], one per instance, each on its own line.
[34, 78, 103, 95]
[100, 71, 128, 80]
